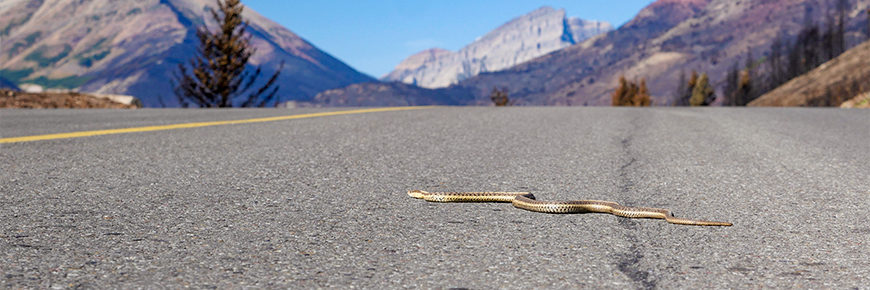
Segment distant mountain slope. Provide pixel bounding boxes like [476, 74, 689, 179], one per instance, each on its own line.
[0, 0, 374, 107]
[749, 40, 869, 107]
[0, 76, 19, 90]
[313, 0, 710, 107]
[456, 0, 714, 105]
[460, 0, 869, 106]
[381, 6, 612, 89]
[316, 0, 868, 107]
[312, 82, 474, 107]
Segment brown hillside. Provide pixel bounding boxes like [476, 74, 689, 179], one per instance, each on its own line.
[749, 41, 870, 107]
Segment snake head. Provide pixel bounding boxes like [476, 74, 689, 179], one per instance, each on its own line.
[407, 190, 428, 199]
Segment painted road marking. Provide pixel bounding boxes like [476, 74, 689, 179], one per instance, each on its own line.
[0, 107, 434, 144]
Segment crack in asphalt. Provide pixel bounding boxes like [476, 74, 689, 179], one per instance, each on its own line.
[613, 114, 657, 290]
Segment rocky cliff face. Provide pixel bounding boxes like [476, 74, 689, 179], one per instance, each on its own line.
[566, 17, 613, 43]
[0, 0, 374, 107]
[380, 6, 612, 88]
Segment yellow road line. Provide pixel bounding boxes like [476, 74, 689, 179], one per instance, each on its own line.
[1, 106, 434, 144]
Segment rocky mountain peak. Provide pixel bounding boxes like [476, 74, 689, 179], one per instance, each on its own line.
[381, 6, 613, 88]
[390, 48, 452, 74]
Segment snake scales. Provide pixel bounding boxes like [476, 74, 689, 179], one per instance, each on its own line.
[408, 190, 732, 226]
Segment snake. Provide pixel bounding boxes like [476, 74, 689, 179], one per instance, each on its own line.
[408, 190, 732, 226]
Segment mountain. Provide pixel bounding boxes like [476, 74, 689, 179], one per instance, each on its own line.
[455, 0, 715, 105]
[380, 6, 613, 89]
[312, 82, 474, 107]
[460, 0, 869, 105]
[748, 40, 869, 107]
[0, 0, 374, 107]
[0, 76, 19, 90]
[314, 0, 868, 107]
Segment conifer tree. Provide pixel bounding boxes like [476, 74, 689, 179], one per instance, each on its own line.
[675, 70, 698, 106]
[823, 12, 836, 61]
[612, 76, 632, 106]
[674, 70, 687, 106]
[835, 0, 848, 55]
[611, 76, 650, 106]
[173, 0, 283, 107]
[690, 73, 714, 106]
[674, 70, 698, 106]
[634, 78, 652, 106]
[742, 51, 756, 103]
[768, 35, 784, 89]
[737, 69, 753, 106]
[687, 71, 698, 96]
[724, 62, 740, 106]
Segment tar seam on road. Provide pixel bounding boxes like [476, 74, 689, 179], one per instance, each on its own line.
[0, 106, 435, 144]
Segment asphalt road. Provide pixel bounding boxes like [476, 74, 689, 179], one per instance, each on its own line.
[1, 107, 868, 289]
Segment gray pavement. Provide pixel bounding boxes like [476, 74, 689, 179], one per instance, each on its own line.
[1, 107, 868, 289]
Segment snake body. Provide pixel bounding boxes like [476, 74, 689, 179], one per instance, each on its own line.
[408, 190, 732, 226]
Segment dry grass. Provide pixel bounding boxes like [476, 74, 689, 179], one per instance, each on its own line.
[0, 90, 138, 109]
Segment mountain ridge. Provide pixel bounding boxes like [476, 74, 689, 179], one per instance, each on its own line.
[0, 0, 374, 107]
[380, 6, 613, 89]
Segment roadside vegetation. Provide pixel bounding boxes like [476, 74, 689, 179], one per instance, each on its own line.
[0, 90, 139, 108]
[489, 86, 513, 106]
[611, 76, 651, 106]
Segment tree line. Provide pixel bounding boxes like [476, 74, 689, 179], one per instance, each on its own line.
[614, 1, 866, 107]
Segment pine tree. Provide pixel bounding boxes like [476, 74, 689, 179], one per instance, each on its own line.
[674, 70, 687, 106]
[742, 51, 756, 103]
[611, 76, 650, 106]
[612, 76, 631, 106]
[674, 70, 697, 106]
[835, 0, 848, 55]
[173, 0, 283, 107]
[744, 49, 755, 76]
[634, 78, 652, 106]
[823, 12, 836, 62]
[724, 62, 740, 106]
[737, 69, 753, 106]
[769, 35, 784, 89]
[690, 72, 714, 106]
[800, 20, 821, 72]
[786, 38, 802, 80]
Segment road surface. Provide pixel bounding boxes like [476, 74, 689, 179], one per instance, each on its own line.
[1, 107, 868, 288]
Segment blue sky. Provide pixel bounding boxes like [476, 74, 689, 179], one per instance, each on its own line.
[242, 1, 655, 78]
